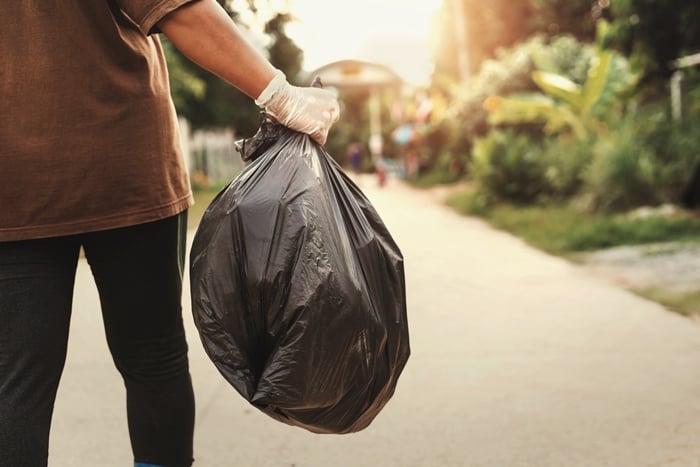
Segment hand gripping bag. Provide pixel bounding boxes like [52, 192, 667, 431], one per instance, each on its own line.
[189, 115, 410, 434]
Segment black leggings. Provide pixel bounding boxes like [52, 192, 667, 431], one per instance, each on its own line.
[0, 213, 194, 467]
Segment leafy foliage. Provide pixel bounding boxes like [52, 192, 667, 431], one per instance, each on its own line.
[576, 104, 700, 212]
[486, 22, 639, 140]
[161, 40, 206, 111]
[432, 0, 700, 87]
[265, 13, 303, 84]
[606, 0, 700, 84]
[539, 135, 593, 199]
[471, 130, 548, 203]
[584, 118, 658, 212]
[447, 192, 700, 255]
[424, 0, 700, 221]
[434, 36, 537, 160]
[470, 129, 593, 205]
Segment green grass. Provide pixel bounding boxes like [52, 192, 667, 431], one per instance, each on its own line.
[446, 189, 700, 316]
[633, 287, 700, 317]
[446, 190, 700, 256]
[188, 185, 227, 230]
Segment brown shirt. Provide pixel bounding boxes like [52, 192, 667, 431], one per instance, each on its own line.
[0, 0, 196, 241]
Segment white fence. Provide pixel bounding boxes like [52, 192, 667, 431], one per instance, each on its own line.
[179, 118, 244, 187]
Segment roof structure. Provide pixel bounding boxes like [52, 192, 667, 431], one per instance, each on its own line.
[304, 59, 404, 90]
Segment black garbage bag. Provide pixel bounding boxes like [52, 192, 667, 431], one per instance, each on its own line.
[189, 115, 410, 434]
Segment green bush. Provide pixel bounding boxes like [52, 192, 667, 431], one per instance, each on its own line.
[447, 191, 700, 255]
[582, 110, 700, 212]
[415, 33, 596, 181]
[540, 135, 594, 199]
[584, 119, 658, 212]
[472, 104, 700, 213]
[471, 130, 548, 203]
[471, 129, 594, 205]
[528, 35, 592, 85]
[448, 34, 590, 143]
[644, 111, 700, 203]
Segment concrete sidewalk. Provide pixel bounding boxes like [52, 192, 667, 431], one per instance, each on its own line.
[51, 176, 700, 466]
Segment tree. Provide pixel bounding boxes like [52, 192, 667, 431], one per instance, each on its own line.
[265, 13, 303, 85]
[431, 0, 599, 84]
[485, 23, 639, 140]
[528, 0, 598, 41]
[432, 0, 536, 83]
[431, 0, 700, 90]
[605, 0, 700, 85]
[161, 39, 206, 111]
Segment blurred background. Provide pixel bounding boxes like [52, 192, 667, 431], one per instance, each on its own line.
[166, 0, 700, 314]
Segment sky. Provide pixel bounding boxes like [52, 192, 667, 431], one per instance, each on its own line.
[284, 0, 443, 86]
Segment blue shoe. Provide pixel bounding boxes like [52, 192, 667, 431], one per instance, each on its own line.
[135, 463, 165, 467]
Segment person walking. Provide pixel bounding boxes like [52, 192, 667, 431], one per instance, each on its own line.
[0, 1, 339, 466]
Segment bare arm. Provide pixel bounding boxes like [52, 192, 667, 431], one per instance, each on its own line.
[157, 0, 275, 99]
[157, 0, 339, 144]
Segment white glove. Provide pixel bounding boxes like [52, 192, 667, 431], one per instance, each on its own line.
[255, 70, 340, 145]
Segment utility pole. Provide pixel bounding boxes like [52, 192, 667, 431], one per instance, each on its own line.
[452, 0, 470, 82]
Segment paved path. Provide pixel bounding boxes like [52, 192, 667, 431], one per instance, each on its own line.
[51, 176, 700, 466]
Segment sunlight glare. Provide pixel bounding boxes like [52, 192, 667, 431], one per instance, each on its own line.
[286, 0, 443, 86]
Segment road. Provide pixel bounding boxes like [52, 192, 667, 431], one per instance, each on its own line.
[51, 175, 700, 466]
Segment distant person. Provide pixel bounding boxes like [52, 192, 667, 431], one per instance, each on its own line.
[347, 142, 363, 173]
[376, 158, 388, 187]
[0, 1, 339, 467]
[405, 148, 420, 179]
